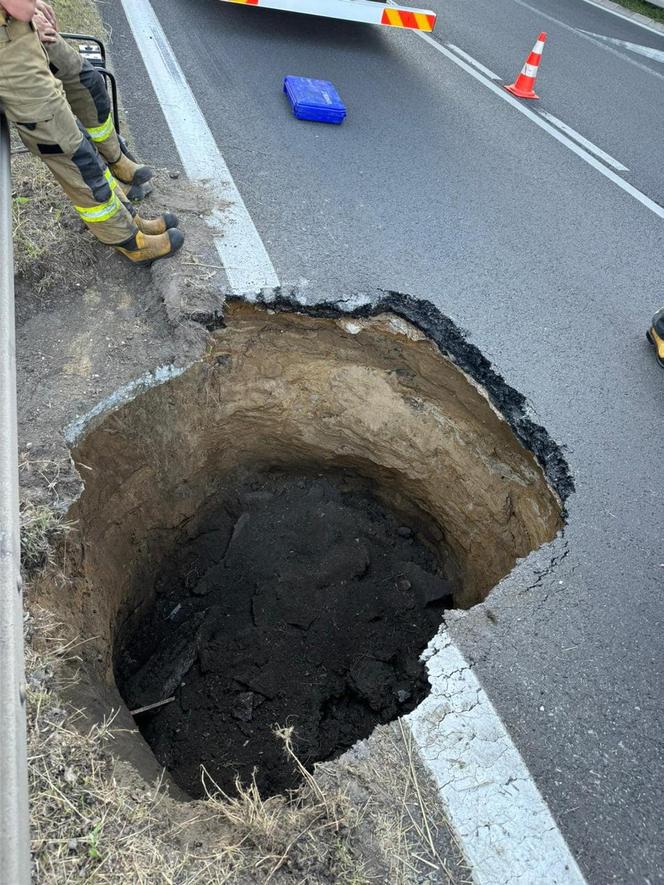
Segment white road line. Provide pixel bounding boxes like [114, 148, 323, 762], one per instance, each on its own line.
[539, 111, 629, 171]
[412, 30, 664, 221]
[118, 0, 280, 294]
[577, 0, 664, 37]
[579, 29, 664, 62]
[407, 631, 588, 885]
[446, 43, 502, 80]
[510, 0, 664, 83]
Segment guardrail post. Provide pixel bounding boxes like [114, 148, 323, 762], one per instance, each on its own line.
[0, 111, 31, 885]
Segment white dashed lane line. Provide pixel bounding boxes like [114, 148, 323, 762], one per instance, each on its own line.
[446, 43, 502, 80]
[510, 0, 664, 83]
[408, 26, 664, 221]
[445, 36, 631, 176]
[538, 111, 629, 172]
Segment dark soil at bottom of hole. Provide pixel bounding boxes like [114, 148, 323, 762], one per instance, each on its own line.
[115, 470, 455, 799]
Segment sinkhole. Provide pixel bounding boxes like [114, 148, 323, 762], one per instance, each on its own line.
[58, 302, 566, 799]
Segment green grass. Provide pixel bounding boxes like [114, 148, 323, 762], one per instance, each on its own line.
[610, 0, 664, 23]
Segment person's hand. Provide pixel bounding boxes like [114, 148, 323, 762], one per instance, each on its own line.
[32, 9, 57, 42]
[34, 0, 57, 30]
[2, 0, 37, 22]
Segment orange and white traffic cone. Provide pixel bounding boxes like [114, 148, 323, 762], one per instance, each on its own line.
[505, 32, 547, 99]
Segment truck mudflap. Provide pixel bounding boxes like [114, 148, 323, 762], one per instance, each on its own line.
[222, 0, 437, 32]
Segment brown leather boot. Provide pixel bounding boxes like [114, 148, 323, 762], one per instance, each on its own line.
[115, 229, 184, 267]
[134, 213, 180, 236]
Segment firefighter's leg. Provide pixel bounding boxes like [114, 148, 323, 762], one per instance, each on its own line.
[0, 22, 183, 262]
[17, 120, 183, 262]
[113, 179, 180, 236]
[23, 121, 184, 261]
[45, 33, 153, 193]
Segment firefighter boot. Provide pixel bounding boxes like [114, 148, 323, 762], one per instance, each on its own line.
[115, 229, 185, 267]
[109, 152, 154, 200]
[112, 181, 175, 234]
[646, 307, 664, 369]
[134, 212, 180, 236]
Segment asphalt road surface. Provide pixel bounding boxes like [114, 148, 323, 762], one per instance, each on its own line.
[102, 0, 664, 880]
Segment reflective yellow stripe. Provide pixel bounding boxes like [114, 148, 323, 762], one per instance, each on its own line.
[74, 193, 122, 223]
[86, 113, 114, 143]
[104, 168, 118, 191]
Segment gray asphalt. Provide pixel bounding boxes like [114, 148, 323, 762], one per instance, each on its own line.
[434, 0, 664, 201]
[103, 0, 664, 880]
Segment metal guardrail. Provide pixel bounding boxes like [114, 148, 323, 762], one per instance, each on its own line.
[0, 111, 31, 885]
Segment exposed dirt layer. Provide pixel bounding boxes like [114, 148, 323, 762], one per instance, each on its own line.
[248, 291, 574, 502]
[116, 469, 454, 798]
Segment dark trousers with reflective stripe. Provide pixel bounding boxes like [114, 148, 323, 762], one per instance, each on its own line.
[45, 34, 122, 165]
[0, 21, 134, 244]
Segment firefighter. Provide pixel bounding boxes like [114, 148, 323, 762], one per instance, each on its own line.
[0, 0, 183, 265]
[32, 0, 152, 199]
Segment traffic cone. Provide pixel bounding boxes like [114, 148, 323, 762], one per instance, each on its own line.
[505, 32, 547, 99]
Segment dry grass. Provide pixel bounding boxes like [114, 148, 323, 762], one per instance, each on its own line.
[201, 731, 368, 884]
[386, 722, 471, 884]
[11, 148, 97, 295]
[55, 0, 107, 35]
[20, 502, 74, 573]
[26, 611, 373, 884]
[19, 453, 73, 503]
[19, 454, 78, 572]
[316, 723, 472, 885]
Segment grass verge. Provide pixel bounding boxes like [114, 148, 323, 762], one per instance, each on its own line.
[607, 0, 664, 23]
[11, 156, 93, 295]
[55, 0, 106, 35]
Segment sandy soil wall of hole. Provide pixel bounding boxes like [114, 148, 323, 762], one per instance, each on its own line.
[56, 304, 562, 685]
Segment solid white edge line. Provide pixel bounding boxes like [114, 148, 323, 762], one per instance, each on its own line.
[539, 111, 629, 171]
[118, 0, 280, 294]
[407, 631, 588, 885]
[577, 0, 664, 37]
[413, 30, 664, 221]
[446, 43, 502, 79]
